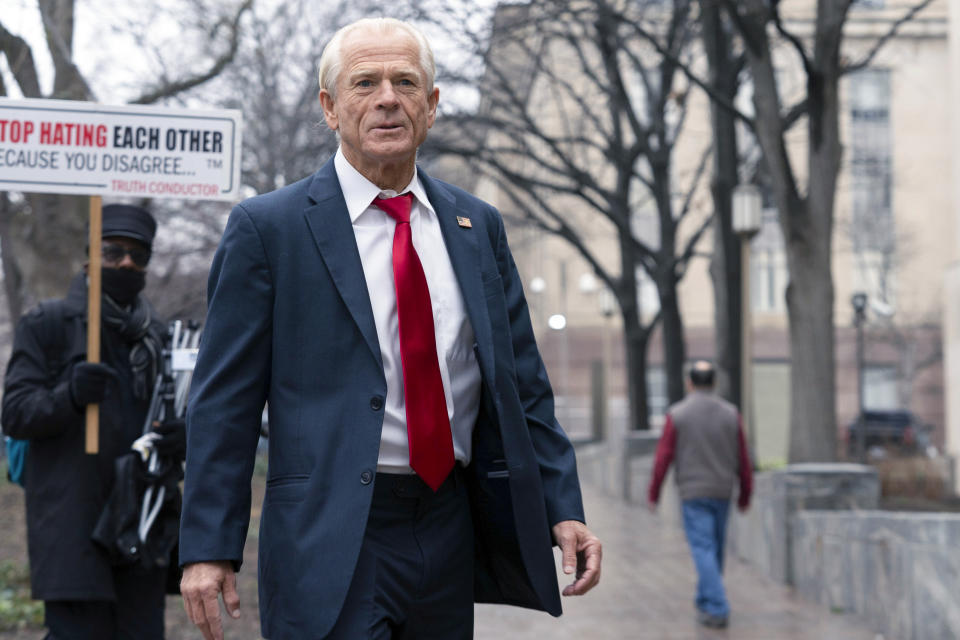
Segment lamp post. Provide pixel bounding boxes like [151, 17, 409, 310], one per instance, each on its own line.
[732, 184, 763, 458]
[851, 291, 868, 462]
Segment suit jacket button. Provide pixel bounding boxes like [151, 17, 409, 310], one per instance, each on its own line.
[360, 470, 373, 485]
[370, 396, 384, 411]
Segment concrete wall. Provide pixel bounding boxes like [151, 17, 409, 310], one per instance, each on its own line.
[576, 442, 959, 638]
[725, 464, 960, 639]
[727, 464, 880, 584]
[792, 511, 960, 640]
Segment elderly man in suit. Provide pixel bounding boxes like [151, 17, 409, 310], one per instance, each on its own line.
[179, 17, 601, 640]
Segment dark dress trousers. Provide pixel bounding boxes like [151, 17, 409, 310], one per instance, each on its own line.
[179, 157, 585, 639]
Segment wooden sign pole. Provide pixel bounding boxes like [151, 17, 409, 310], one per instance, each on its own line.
[85, 195, 102, 454]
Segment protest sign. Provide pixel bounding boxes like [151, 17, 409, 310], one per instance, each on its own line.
[0, 97, 244, 452]
[0, 97, 242, 201]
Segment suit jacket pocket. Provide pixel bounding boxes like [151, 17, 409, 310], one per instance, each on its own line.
[265, 475, 309, 504]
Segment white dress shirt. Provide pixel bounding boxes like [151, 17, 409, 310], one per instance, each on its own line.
[334, 148, 482, 473]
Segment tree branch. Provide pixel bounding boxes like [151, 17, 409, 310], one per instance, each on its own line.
[674, 209, 715, 278]
[772, 0, 813, 77]
[476, 162, 624, 289]
[719, 0, 765, 57]
[843, 0, 937, 74]
[675, 144, 712, 224]
[0, 21, 43, 97]
[624, 13, 755, 131]
[131, 0, 253, 104]
[37, 0, 95, 100]
[781, 97, 809, 133]
[447, 139, 617, 224]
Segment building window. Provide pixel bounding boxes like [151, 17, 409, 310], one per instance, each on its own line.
[863, 365, 899, 410]
[852, 0, 884, 8]
[750, 207, 787, 313]
[848, 68, 894, 307]
[647, 366, 668, 419]
[849, 69, 893, 253]
[852, 249, 896, 309]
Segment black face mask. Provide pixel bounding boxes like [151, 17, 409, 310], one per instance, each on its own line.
[101, 267, 146, 306]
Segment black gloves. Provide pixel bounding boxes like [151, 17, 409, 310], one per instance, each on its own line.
[69, 362, 118, 409]
[152, 418, 186, 460]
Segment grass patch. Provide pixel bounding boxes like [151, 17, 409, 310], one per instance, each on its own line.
[0, 561, 43, 631]
[757, 459, 787, 472]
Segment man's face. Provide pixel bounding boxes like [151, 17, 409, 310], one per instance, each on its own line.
[101, 236, 150, 272]
[319, 28, 439, 177]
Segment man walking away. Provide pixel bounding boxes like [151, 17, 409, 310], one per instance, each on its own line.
[647, 360, 752, 629]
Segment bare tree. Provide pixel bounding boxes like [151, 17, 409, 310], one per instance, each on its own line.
[0, 0, 253, 321]
[873, 322, 942, 415]
[840, 197, 940, 416]
[715, 0, 937, 461]
[214, 0, 362, 195]
[420, 0, 716, 430]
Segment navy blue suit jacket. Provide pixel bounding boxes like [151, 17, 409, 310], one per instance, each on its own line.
[180, 157, 585, 639]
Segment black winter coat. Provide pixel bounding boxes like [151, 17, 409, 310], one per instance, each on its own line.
[1, 274, 164, 601]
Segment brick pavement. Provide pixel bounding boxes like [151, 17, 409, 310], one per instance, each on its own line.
[474, 484, 880, 640]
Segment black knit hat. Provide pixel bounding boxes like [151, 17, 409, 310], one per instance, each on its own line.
[102, 204, 156, 248]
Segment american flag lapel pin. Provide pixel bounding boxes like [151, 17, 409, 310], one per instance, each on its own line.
[457, 216, 472, 228]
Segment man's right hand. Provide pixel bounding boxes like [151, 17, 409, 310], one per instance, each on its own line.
[69, 362, 117, 408]
[181, 561, 241, 640]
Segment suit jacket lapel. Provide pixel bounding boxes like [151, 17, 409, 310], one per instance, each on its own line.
[421, 170, 495, 386]
[303, 159, 382, 368]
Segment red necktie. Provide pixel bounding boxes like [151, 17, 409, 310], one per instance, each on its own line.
[373, 193, 454, 491]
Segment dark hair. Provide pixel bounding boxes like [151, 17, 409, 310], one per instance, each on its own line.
[688, 361, 715, 387]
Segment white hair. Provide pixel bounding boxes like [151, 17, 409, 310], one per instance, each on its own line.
[318, 18, 436, 99]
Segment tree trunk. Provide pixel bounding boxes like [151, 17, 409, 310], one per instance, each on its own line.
[784, 223, 836, 462]
[7, 194, 88, 318]
[619, 237, 650, 429]
[732, 0, 848, 462]
[701, 0, 742, 405]
[0, 194, 24, 322]
[659, 276, 687, 405]
[650, 152, 687, 406]
[623, 314, 651, 431]
[782, 0, 846, 462]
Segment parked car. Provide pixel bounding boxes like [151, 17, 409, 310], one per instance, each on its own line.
[846, 410, 932, 457]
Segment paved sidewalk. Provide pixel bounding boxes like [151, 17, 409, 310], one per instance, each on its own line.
[475, 484, 879, 639]
[0, 474, 881, 639]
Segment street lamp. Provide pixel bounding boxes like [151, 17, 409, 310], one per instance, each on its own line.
[732, 183, 763, 458]
[851, 291, 868, 462]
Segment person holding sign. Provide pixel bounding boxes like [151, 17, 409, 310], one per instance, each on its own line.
[179, 17, 601, 640]
[1, 204, 184, 640]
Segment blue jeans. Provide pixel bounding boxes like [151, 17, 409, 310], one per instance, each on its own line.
[681, 498, 731, 618]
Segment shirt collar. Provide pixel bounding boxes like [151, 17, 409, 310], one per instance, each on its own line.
[334, 147, 435, 223]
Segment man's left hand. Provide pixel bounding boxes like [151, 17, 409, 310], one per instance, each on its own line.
[551, 520, 602, 596]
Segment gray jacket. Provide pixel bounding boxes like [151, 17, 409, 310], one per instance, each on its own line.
[648, 390, 752, 506]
